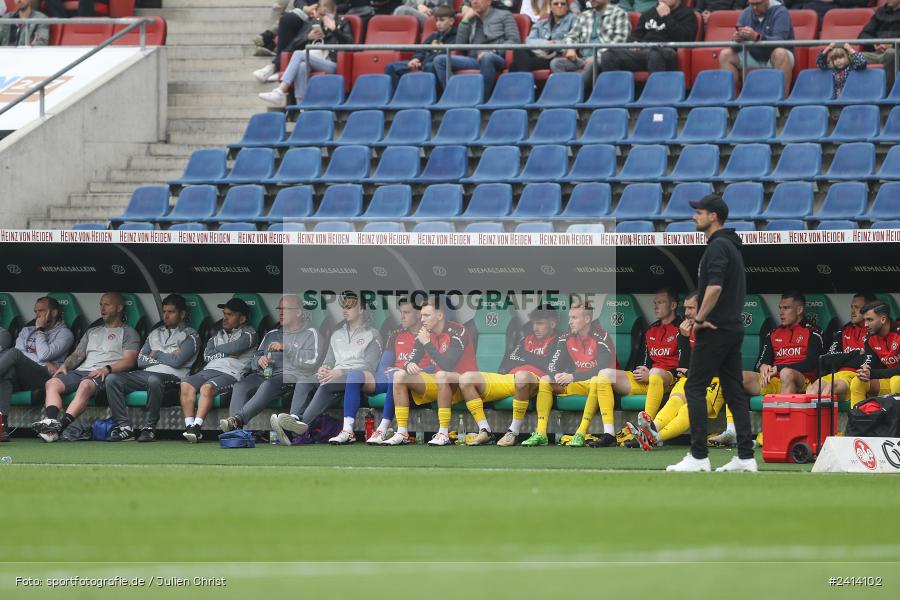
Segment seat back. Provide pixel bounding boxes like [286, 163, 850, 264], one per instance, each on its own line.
[177, 149, 227, 183]
[583, 71, 634, 107]
[618, 145, 668, 179]
[669, 144, 719, 179]
[218, 185, 265, 219]
[322, 145, 371, 180]
[418, 145, 468, 180]
[464, 184, 513, 217]
[120, 292, 149, 341]
[763, 182, 814, 218]
[230, 293, 273, 334]
[568, 144, 617, 180]
[562, 183, 612, 218]
[824, 143, 875, 178]
[285, 111, 334, 146]
[783, 69, 833, 104]
[779, 105, 829, 141]
[579, 108, 628, 144]
[803, 293, 841, 347]
[414, 184, 464, 218]
[614, 183, 662, 219]
[830, 104, 880, 141]
[315, 184, 364, 217]
[300, 75, 345, 109]
[341, 74, 392, 108]
[721, 144, 771, 179]
[771, 143, 822, 179]
[816, 182, 868, 219]
[734, 69, 784, 105]
[597, 294, 645, 369]
[46, 292, 86, 345]
[683, 70, 733, 105]
[741, 294, 774, 370]
[513, 183, 561, 218]
[469, 146, 521, 181]
[112, 15, 167, 46]
[834, 69, 886, 104]
[272, 147, 322, 181]
[369, 146, 420, 180]
[722, 182, 764, 219]
[431, 108, 480, 144]
[235, 112, 285, 146]
[59, 23, 115, 45]
[226, 147, 275, 181]
[469, 294, 516, 372]
[629, 107, 678, 143]
[532, 72, 583, 107]
[520, 144, 568, 180]
[434, 73, 484, 108]
[121, 186, 169, 220]
[336, 110, 384, 144]
[268, 186, 314, 220]
[365, 15, 420, 44]
[529, 108, 577, 143]
[679, 106, 727, 142]
[664, 182, 713, 219]
[729, 106, 776, 142]
[482, 72, 534, 108]
[0, 293, 22, 338]
[631, 71, 684, 106]
[179, 293, 213, 341]
[480, 108, 528, 144]
[388, 73, 437, 109]
[364, 185, 412, 218]
[169, 186, 218, 220]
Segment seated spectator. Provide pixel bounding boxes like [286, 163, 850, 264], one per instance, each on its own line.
[615, 0, 657, 14]
[548, 0, 629, 85]
[77, 0, 109, 16]
[104, 294, 200, 443]
[254, 1, 318, 83]
[32, 293, 139, 443]
[600, 0, 697, 75]
[520, 0, 581, 22]
[0, 0, 49, 47]
[0, 327, 9, 352]
[511, 0, 578, 72]
[783, 0, 869, 24]
[817, 43, 866, 98]
[385, 4, 457, 87]
[859, 0, 900, 89]
[338, 0, 403, 19]
[394, 0, 454, 26]
[718, 0, 794, 93]
[180, 298, 258, 443]
[694, 0, 747, 24]
[259, 0, 354, 108]
[432, 0, 521, 96]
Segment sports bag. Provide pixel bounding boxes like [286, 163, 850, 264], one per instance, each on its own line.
[91, 418, 116, 441]
[218, 429, 256, 448]
[846, 394, 900, 437]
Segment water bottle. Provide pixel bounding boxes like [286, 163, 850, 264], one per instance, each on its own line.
[555, 412, 563, 445]
[415, 411, 425, 445]
[262, 352, 274, 379]
[269, 430, 278, 445]
[457, 414, 466, 446]
[364, 410, 375, 440]
[0, 456, 12, 465]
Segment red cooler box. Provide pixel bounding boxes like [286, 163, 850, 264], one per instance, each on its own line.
[762, 393, 838, 464]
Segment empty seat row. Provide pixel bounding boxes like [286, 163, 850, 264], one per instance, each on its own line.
[85, 220, 607, 234]
[618, 220, 890, 233]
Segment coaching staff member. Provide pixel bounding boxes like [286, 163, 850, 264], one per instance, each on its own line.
[667, 194, 757, 473]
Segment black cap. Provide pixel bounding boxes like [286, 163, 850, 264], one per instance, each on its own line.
[217, 298, 250, 317]
[689, 193, 728, 223]
[529, 303, 560, 321]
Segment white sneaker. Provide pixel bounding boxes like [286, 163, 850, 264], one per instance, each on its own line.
[270, 413, 292, 446]
[708, 430, 737, 447]
[715, 456, 759, 472]
[366, 428, 393, 445]
[277, 413, 308, 436]
[637, 410, 660, 446]
[266, 72, 280, 83]
[666, 453, 711, 472]
[427, 432, 453, 446]
[258, 88, 287, 107]
[253, 63, 275, 83]
[383, 431, 411, 446]
[39, 431, 59, 443]
[329, 429, 355, 445]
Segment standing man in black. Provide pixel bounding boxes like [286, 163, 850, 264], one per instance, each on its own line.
[667, 194, 757, 473]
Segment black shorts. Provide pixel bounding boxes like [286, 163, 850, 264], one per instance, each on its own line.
[182, 370, 237, 394]
[55, 370, 105, 394]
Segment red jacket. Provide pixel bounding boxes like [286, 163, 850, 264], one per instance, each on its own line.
[758, 321, 824, 380]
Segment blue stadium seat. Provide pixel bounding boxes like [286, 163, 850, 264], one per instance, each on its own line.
[464, 222, 504, 233]
[612, 145, 668, 182]
[577, 71, 634, 109]
[877, 78, 900, 105]
[712, 144, 771, 181]
[474, 108, 528, 146]
[612, 184, 662, 220]
[415, 145, 469, 183]
[423, 108, 480, 146]
[118, 222, 155, 230]
[318, 145, 371, 183]
[313, 221, 355, 232]
[827, 69, 885, 105]
[372, 109, 430, 146]
[676, 70, 733, 107]
[615, 220, 655, 233]
[871, 220, 900, 229]
[328, 110, 384, 146]
[362, 221, 405, 232]
[207, 185, 265, 222]
[72, 222, 107, 230]
[760, 143, 822, 181]
[779, 69, 832, 106]
[110, 185, 169, 223]
[871, 145, 900, 181]
[168, 222, 207, 231]
[157, 185, 217, 222]
[515, 144, 569, 183]
[665, 221, 696, 233]
[727, 69, 784, 107]
[263, 186, 314, 222]
[722, 182, 764, 220]
[364, 146, 420, 183]
[561, 144, 616, 182]
[817, 142, 875, 181]
[432, 74, 484, 109]
[290, 74, 344, 111]
[806, 182, 868, 221]
[871, 106, 900, 144]
[462, 184, 513, 219]
[625, 107, 678, 144]
[405, 184, 463, 220]
[727, 221, 756, 231]
[383, 72, 436, 109]
[759, 182, 815, 220]
[461, 146, 520, 184]
[476, 72, 534, 109]
[660, 182, 714, 220]
[525, 108, 578, 145]
[268, 222, 306, 231]
[228, 112, 285, 149]
[275, 111, 334, 148]
[413, 221, 455, 232]
[860, 183, 900, 221]
[774, 106, 829, 143]
[626, 71, 685, 108]
[338, 74, 392, 110]
[766, 219, 807, 231]
[525, 72, 583, 109]
[514, 222, 555, 233]
[222, 148, 275, 184]
[727, 106, 777, 143]
[506, 183, 561, 220]
[824, 105, 881, 143]
[168, 149, 227, 186]
[570, 108, 628, 146]
[359, 184, 412, 220]
[660, 144, 719, 182]
[309, 184, 364, 220]
[262, 147, 322, 185]
[566, 223, 606, 233]
[816, 220, 857, 230]
[218, 222, 257, 231]
[674, 107, 727, 144]
[558, 183, 612, 219]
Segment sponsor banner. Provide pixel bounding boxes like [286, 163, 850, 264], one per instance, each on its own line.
[811, 437, 900, 474]
[0, 47, 143, 131]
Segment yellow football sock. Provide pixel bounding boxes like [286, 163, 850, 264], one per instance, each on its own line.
[396, 405, 409, 429]
[655, 393, 684, 430]
[536, 381, 553, 436]
[725, 405, 734, 424]
[512, 399, 528, 421]
[644, 374, 666, 419]
[595, 376, 615, 428]
[465, 398, 487, 423]
[575, 392, 597, 435]
[849, 376, 869, 407]
[658, 405, 691, 441]
[438, 407, 451, 429]
[891, 376, 900, 395]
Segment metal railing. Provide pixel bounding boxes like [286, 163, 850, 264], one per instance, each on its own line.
[0, 17, 155, 120]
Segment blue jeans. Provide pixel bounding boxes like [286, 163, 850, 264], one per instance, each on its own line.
[384, 61, 437, 89]
[282, 51, 337, 101]
[433, 53, 505, 96]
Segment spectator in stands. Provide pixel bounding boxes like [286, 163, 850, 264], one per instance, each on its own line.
[219, 294, 324, 443]
[519, 0, 581, 22]
[511, 0, 578, 72]
[783, 0, 869, 24]
[600, 0, 698, 75]
[254, 1, 318, 83]
[817, 42, 866, 98]
[548, 0, 629, 85]
[32, 293, 140, 443]
[259, 0, 354, 108]
[77, 0, 108, 16]
[694, 0, 747, 24]
[394, 0, 453, 26]
[615, 0, 656, 14]
[104, 294, 200, 443]
[384, 4, 457, 87]
[0, 0, 49, 47]
[718, 0, 794, 93]
[859, 0, 900, 89]
[0, 297, 74, 442]
[432, 0, 521, 95]
[180, 298, 257, 443]
[338, 0, 403, 20]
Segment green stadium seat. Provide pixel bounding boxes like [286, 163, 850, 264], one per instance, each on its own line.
[493, 397, 515, 410]
[120, 292, 150, 341]
[11, 391, 32, 406]
[596, 294, 645, 370]
[471, 295, 516, 373]
[750, 395, 764, 411]
[875, 293, 899, 319]
[740, 294, 774, 371]
[231, 293, 274, 333]
[46, 292, 87, 342]
[0, 293, 22, 337]
[620, 396, 647, 411]
[366, 393, 386, 409]
[803, 294, 841, 345]
[300, 292, 329, 329]
[180, 293, 214, 338]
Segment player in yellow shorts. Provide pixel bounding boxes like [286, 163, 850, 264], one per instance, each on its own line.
[457, 305, 558, 446]
[850, 301, 900, 406]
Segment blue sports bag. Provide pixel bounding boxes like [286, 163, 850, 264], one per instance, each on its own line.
[218, 429, 256, 448]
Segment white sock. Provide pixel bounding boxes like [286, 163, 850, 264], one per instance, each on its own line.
[439, 426, 449, 436]
[343, 417, 354, 431]
[193, 417, 204, 427]
[184, 418, 193, 427]
[378, 418, 391, 432]
[604, 424, 615, 435]
[509, 419, 523, 435]
[726, 423, 736, 435]
[476, 419, 490, 432]
[397, 426, 408, 435]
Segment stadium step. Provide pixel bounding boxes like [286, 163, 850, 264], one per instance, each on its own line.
[166, 45, 261, 60]
[166, 20, 265, 36]
[166, 131, 245, 146]
[89, 181, 162, 194]
[167, 93, 263, 110]
[69, 193, 134, 207]
[147, 143, 204, 158]
[167, 118, 249, 135]
[107, 169, 185, 183]
[166, 106, 264, 119]
[168, 69, 269, 83]
[138, 7, 275, 23]
[169, 81, 270, 95]
[167, 33, 260, 46]
[48, 205, 131, 220]
[167, 58, 266, 73]
[128, 155, 201, 171]
[30, 218, 82, 229]
[162, 0, 275, 8]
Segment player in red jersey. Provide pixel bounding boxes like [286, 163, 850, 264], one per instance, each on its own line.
[850, 300, 900, 404]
